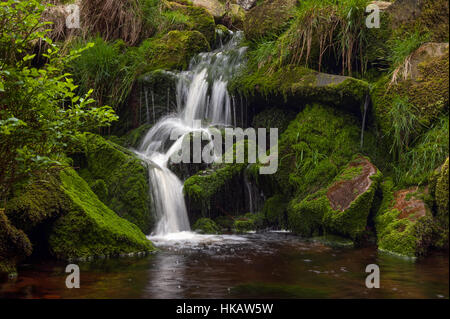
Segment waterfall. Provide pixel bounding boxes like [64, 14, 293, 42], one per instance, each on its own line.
[135, 31, 246, 236]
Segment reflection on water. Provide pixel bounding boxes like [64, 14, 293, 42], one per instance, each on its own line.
[0, 232, 448, 299]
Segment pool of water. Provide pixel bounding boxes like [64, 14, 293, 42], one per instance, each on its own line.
[0, 232, 448, 299]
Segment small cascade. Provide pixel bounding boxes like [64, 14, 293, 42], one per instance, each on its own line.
[135, 31, 247, 236]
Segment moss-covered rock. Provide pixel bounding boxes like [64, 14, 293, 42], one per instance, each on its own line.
[371, 45, 449, 137]
[138, 30, 211, 73]
[192, 217, 221, 234]
[375, 180, 435, 257]
[433, 157, 449, 249]
[288, 156, 382, 240]
[184, 162, 248, 220]
[322, 156, 382, 240]
[230, 65, 369, 113]
[232, 213, 263, 233]
[262, 194, 288, 229]
[120, 123, 153, 149]
[6, 172, 71, 233]
[243, 0, 297, 41]
[75, 133, 154, 234]
[0, 208, 32, 275]
[48, 168, 154, 260]
[272, 104, 364, 199]
[166, 1, 217, 44]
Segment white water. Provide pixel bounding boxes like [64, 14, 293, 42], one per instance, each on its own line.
[135, 31, 247, 237]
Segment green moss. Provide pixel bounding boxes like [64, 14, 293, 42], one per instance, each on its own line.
[252, 107, 296, 135]
[192, 217, 220, 234]
[434, 157, 449, 249]
[229, 64, 368, 112]
[120, 124, 153, 149]
[49, 168, 154, 260]
[165, 1, 216, 44]
[273, 104, 362, 198]
[263, 194, 288, 228]
[184, 162, 247, 214]
[0, 208, 32, 274]
[287, 190, 328, 237]
[137, 30, 210, 73]
[287, 157, 382, 240]
[371, 50, 449, 137]
[375, 180, 434, 257]
[243, 0, 297, 41]
[75, 133, 154, 234]
[322, 164, 382, 240]
[5, 171, 71, 232]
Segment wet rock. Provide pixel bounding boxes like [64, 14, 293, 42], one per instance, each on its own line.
[288, 156, 382, 240]
[375, 180, 434, 257]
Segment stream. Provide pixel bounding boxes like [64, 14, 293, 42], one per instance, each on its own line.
[0, 232, 448, 299]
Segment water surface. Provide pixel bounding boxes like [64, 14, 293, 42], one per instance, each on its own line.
[0, 232, 448, 299]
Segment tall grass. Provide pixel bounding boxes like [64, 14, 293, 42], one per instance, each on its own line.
[387, 30, 431, 84]
[395, 116, 449, 186]
[68, 37, 136, 110]
[252, 0, 370, 75]
[386, 96, 421, 161]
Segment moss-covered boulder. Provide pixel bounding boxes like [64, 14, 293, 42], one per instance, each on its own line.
[371, 44, 449, 136]
[387, 0, 449, 42]
[271, 104, 364, 198]
[75, 133, 154, 234]
[0, 209, 32, 275]
[49, 168, 154, 260]
[192, 217, 221, 234]
[184, 162, 248, 221]
[262, 194, 288, 229]
[288, 156, 382, 240]
[322, 156, 382, 239]
[166, 1, 217, 44]
[6, 172, 72, 233]
[375, 180, 434, 257]
[232, 213, 263, 233]
[243, 0, 297, 41]
[138, 30, 210, 73]
[433, 157, 449, 249]
[230, 65, 369, 114]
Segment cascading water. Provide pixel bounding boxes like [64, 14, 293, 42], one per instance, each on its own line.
[135, 31, 247, 236]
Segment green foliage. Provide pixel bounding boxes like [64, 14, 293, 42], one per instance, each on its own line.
[396, 116, 449, 186]
[68, 37, 135, 110]
[0, 0, 117, 202]
[193, 217, 220, 234]
[386, 97, 421, 161]
[49, 168, 154, 259]
[387, 31, 430, 76]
